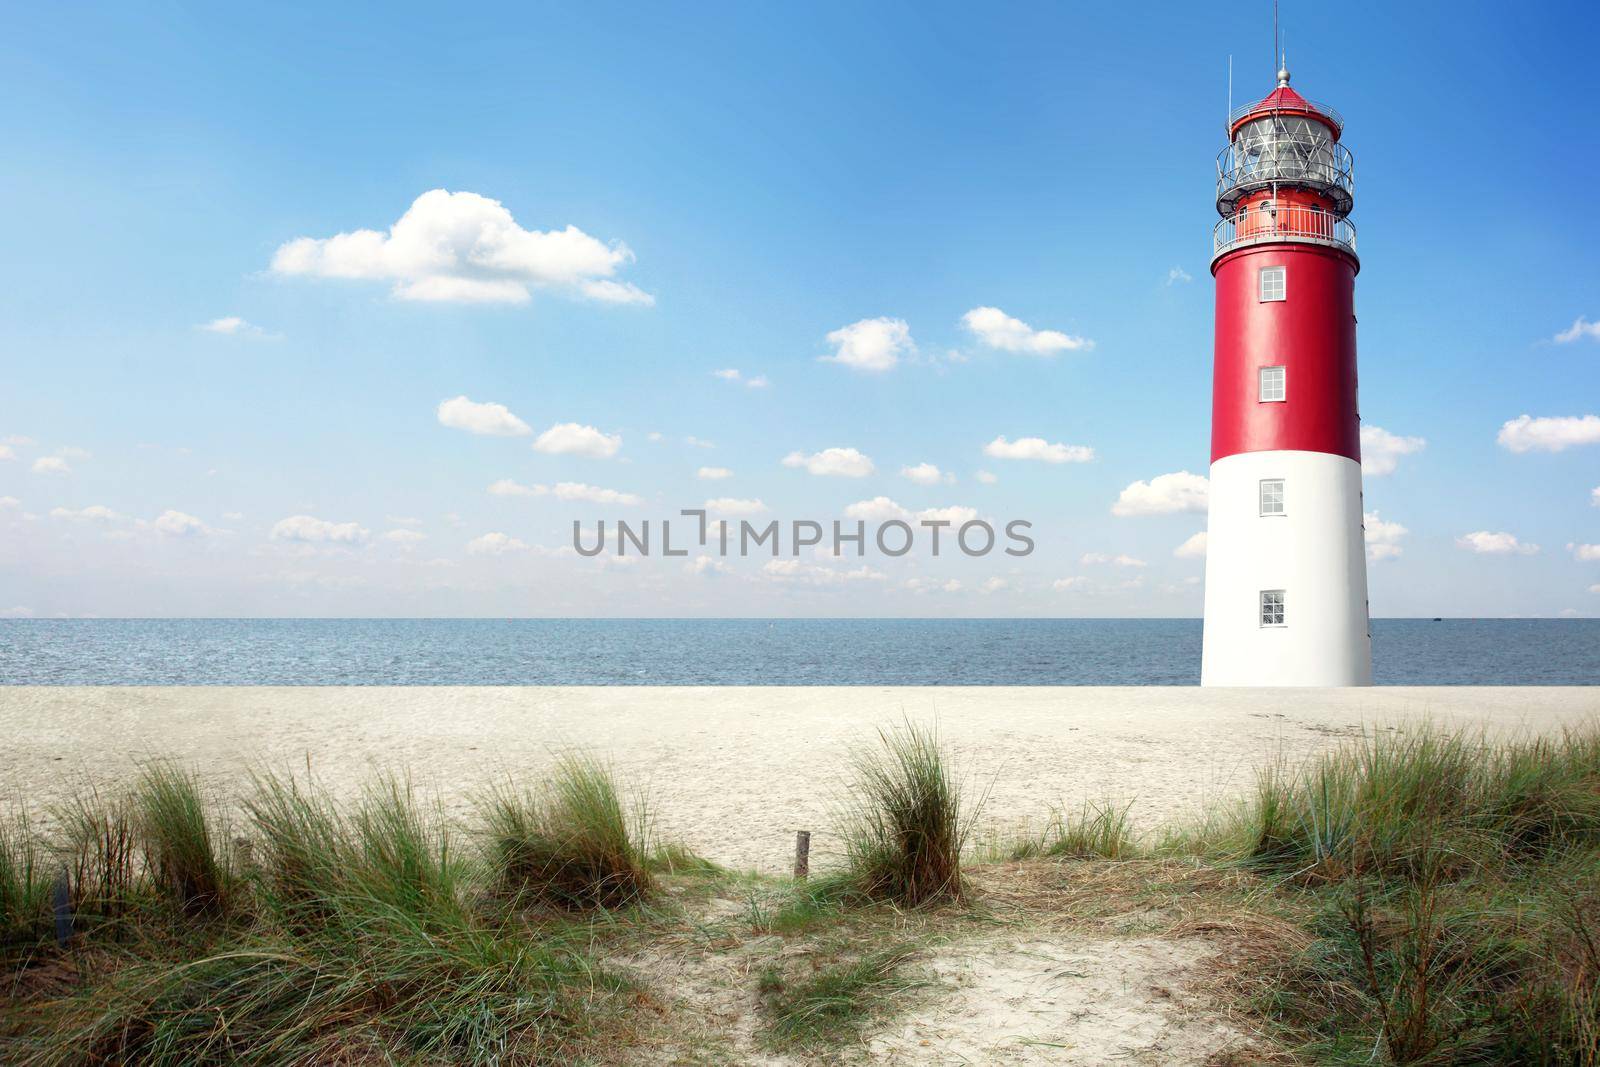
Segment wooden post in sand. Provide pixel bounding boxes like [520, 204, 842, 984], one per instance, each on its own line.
[52, 866, 73, 947]
[793, 830, 810, 881]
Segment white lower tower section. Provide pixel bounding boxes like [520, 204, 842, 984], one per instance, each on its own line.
[1201, 449, 1372, 686]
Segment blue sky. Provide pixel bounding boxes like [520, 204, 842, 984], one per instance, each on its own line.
[1, 0, 1597, 618]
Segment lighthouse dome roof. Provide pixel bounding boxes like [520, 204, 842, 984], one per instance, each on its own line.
[1229, 83, 1344, 140]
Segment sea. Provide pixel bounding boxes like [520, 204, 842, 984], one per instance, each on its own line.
[0, 618, 1595, 685]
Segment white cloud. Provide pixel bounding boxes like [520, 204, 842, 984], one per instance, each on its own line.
[685, 435, 715, 449]
[961, 306, 1092, 355]
[51, 504, 122, 523]
[196, 316, 267, 337]
[32, 457, 70, 475]
[1592, 486, 1600, 508]
[1591, 584, 1600, 595]
[1165, 267, 1193, 286]
[763, 559, 887, 586]
[486, 479, 639, 504]
[0, 496, 18, 508]
[975, 470, 997, 485]
[533, 423, 622, 458]
[901, 462, 951, 486]
[466, 531, 529, 555]
[1456, 530, 1539, 555]
[1570, 543, 1600, 562]
[983, 435, 1094, 464]
[705, 497, 766, 516]
[845, 497, 910, 521]
[822, 317, 913, 372]
[1111, 471, 1209, 516]
[1, 606, 33, 618]
[4, 435, 34, 446]
[1174, 532, 1208, 559]
[1497, 414, 1600, 454]
[1554, 317, 1600, 343]
[697, 466, 733, 480]
[270, 189, 651, 306]
[713, 369, 769, 388]
[382, 528, 428, 545]
[917, 505, 978, 525]
[1364, 511, 1408, 562]
[0, 445, 13, 461]
[387, 515, 421, 526]
[152, 510, 215, 536]
[552, 482, 642, 506]
[688, 555, 729, 577]
[438, 396, 532, 437]
[1081, 552, 1146, 567]
[980, 577, 1009, 593]
[1052, 576, 1088, 592]
[57, 446, 91, 461]
[782, 447, 875, 477]
[905, 577, 963, 593]
[488, 478, 544, 497]
[1361, 426, 1426, 476]
[270, 515, 370, 544]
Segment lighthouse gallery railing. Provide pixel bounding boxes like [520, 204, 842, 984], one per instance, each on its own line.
[1216, 138, 1354, 213]
[1212, 204, 1357, 260]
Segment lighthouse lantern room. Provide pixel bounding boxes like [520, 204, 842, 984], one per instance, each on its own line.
[1200, 64, 1372, 686]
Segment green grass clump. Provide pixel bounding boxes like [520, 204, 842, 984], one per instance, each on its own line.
[837, 721, 973, 907]
[1231, 724, 1600, 1064]
[7, 769, 627, 1065]
[1012, 799, 1136, 861]
[56, 790, 138, 925]
[133, 764, 227, 916]
[480, 754, 653, 910]
[760, 945, 921, 1047]
[0, 808, 51, 951]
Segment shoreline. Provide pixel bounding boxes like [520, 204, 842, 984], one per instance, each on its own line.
[4, 685, 1596, 872]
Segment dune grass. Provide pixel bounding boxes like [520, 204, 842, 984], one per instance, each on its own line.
[0, 808, 50, 953]
[1010, 799, 1136, 861]
[55, 789, 138, 927]
[835, 720, 975, 907]
[2, 765, 637, 1065]
[480, 753, 654, 910]
[1213, 725, 1600, 1064]
[132, 764, 227, 916]
[758, 944, 923, 1048]
[4, 721, 1600, 1064]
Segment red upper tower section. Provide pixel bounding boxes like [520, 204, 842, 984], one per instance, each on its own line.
[1210, 67, 1361, 465]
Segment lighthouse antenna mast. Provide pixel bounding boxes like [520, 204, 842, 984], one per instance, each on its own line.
[1273, 0, 1280, 75]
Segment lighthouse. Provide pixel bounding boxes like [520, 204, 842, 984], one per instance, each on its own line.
[1200, 65, 1372, 686]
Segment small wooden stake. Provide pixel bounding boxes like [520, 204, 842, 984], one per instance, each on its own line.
[52, 866, 74, 947]
[793, 830, 811, 881]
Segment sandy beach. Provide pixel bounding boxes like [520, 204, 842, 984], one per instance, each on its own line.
[5, 686, 1595, 873]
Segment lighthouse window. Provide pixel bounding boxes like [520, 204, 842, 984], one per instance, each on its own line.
[1259, 265, 1286, 302]
[1260, 589, 1286, 627]
[1259, 479, 1286, 516]
[1259, 365, 1287, 402]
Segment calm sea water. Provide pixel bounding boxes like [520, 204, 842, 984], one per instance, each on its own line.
[0, 619, 1595, 685]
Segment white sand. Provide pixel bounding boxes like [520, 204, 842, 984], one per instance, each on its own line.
[2, 686, 1595, 873]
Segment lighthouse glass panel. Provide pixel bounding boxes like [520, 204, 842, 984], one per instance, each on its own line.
[1233, 116, 1337, 188]
[1259, 365, 1286, 402]
[1259, 266, 1286, 301]
[1259, 479, 1285, 516]
[1260, 590, 1286, 627]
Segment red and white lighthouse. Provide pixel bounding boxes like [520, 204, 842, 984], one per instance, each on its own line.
[1200, 65, 1372, 686]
